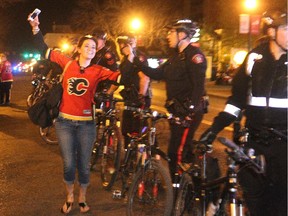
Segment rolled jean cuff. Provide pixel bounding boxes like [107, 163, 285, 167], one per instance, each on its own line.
[79, 182, 90, 188]
[63, 179, 75, 185]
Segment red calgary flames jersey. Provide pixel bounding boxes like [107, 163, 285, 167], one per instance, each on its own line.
[48, 50, 119, 121]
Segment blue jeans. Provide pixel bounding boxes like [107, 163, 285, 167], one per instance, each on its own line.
[55, 117, 96, 187]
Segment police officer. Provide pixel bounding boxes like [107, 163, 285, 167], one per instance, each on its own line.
[117, 33, 152, 149]
[91, 30, 118, 72]
[92, 30, 119, 103]
[122, 20, 207, 182]
[200, 9, 287, 216]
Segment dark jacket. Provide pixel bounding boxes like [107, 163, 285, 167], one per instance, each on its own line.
[133, 44, 207, 111]
[211, 42, 287, 134]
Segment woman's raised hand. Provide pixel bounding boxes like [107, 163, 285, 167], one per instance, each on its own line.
[27, 13, 40, 29]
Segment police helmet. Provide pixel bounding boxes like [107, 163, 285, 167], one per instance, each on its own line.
[262, 9, 287, 33]
[92, 30, 107, 40]
[116, 33, 135, 45]
[165, 19, 198, 38]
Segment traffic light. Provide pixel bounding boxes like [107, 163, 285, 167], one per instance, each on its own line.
[22, 52, 41, 60]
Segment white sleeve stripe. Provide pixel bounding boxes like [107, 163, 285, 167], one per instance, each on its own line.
[45, 48, 52, 59]
[224, 104, 241, 117]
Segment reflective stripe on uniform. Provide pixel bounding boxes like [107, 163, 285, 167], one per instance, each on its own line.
[224, 104, 241, 117]
[248, 96, 288, 108]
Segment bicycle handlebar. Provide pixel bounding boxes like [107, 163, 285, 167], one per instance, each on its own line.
[125, 107, 169, 120]
[218, 137, 250, 161]
[218, 137, 265, 174]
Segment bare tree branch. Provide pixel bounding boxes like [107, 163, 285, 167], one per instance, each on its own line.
[70, 0, 183, 50]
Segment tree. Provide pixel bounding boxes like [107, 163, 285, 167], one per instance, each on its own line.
[69, 0, 185, 57]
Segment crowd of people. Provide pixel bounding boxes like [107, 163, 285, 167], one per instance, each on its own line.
[26, 7, 287, 216]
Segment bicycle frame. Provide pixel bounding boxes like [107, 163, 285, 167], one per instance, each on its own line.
[116, 109, 170, 198]
[126, 110, 173, 216]
[90, 94, 123, 174]
[199, 153, 242, 216]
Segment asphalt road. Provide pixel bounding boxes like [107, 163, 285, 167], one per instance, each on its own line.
[0, 73, 232, 216]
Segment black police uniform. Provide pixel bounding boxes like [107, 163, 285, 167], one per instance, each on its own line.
[91, 46, 118, 106]
[133, 44, 207, 181]
[206, 42, 287, 216]
[92, 46, 118, 72]
[119, 49, 152, 147]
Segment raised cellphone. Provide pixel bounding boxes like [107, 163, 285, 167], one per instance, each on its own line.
[28, 8, 41, 21]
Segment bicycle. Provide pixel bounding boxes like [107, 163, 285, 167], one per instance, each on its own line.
[173, 137, 265, 216]
[90, 92, 123, 190]
[27, 73, 59, 145]
[125, 109, 173, 216]
[27, 73, 50, 108]
[39, 120, 58, 145]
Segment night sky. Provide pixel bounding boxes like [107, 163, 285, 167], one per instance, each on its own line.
[5, 0, 76, 53]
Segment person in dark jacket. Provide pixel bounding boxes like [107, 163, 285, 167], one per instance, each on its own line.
[91, 30, 118, 72]
[200, 9, 287, 216]
[117, 33, 151, 149]
[91, 30, 119, 105]
[120, 20, 207, 183]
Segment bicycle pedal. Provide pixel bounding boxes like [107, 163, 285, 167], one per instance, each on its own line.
[112, 190, 122, 199]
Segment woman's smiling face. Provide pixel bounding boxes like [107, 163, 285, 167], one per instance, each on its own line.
[78, 39, 97, 60]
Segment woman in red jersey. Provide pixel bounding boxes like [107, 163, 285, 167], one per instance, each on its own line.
[28, 13, 120, 214]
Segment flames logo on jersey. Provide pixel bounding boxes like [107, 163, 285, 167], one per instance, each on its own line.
[67, 77, 89, 96]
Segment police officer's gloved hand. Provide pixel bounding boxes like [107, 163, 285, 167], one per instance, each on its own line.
[199, 128, 217, 153]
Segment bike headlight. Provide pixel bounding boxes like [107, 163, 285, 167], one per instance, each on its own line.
[152, 111, 158, 117]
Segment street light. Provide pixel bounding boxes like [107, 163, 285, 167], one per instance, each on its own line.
[244, 0, 257, 10]
[246, 0, 257, 51]
[131, 18, 141, 31]
[130, 18, 144, 46]
[240, 0, 258, 51]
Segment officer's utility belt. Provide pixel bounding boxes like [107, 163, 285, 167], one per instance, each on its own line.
[249, 128, 287, 145]
[165, 97, 207, 119]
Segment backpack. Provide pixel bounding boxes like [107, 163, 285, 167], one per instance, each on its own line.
[27, 60, 71, 128]
[28, 96, 53, 128]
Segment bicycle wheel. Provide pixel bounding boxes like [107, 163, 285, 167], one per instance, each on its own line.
[127, 158, 173, 216]
[27, 93, 34, 108]
[101, 125, 122, 190]
[174, 172, 202, 216]
[90, 141, 102, 171]
[39, 121, 58, 145]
